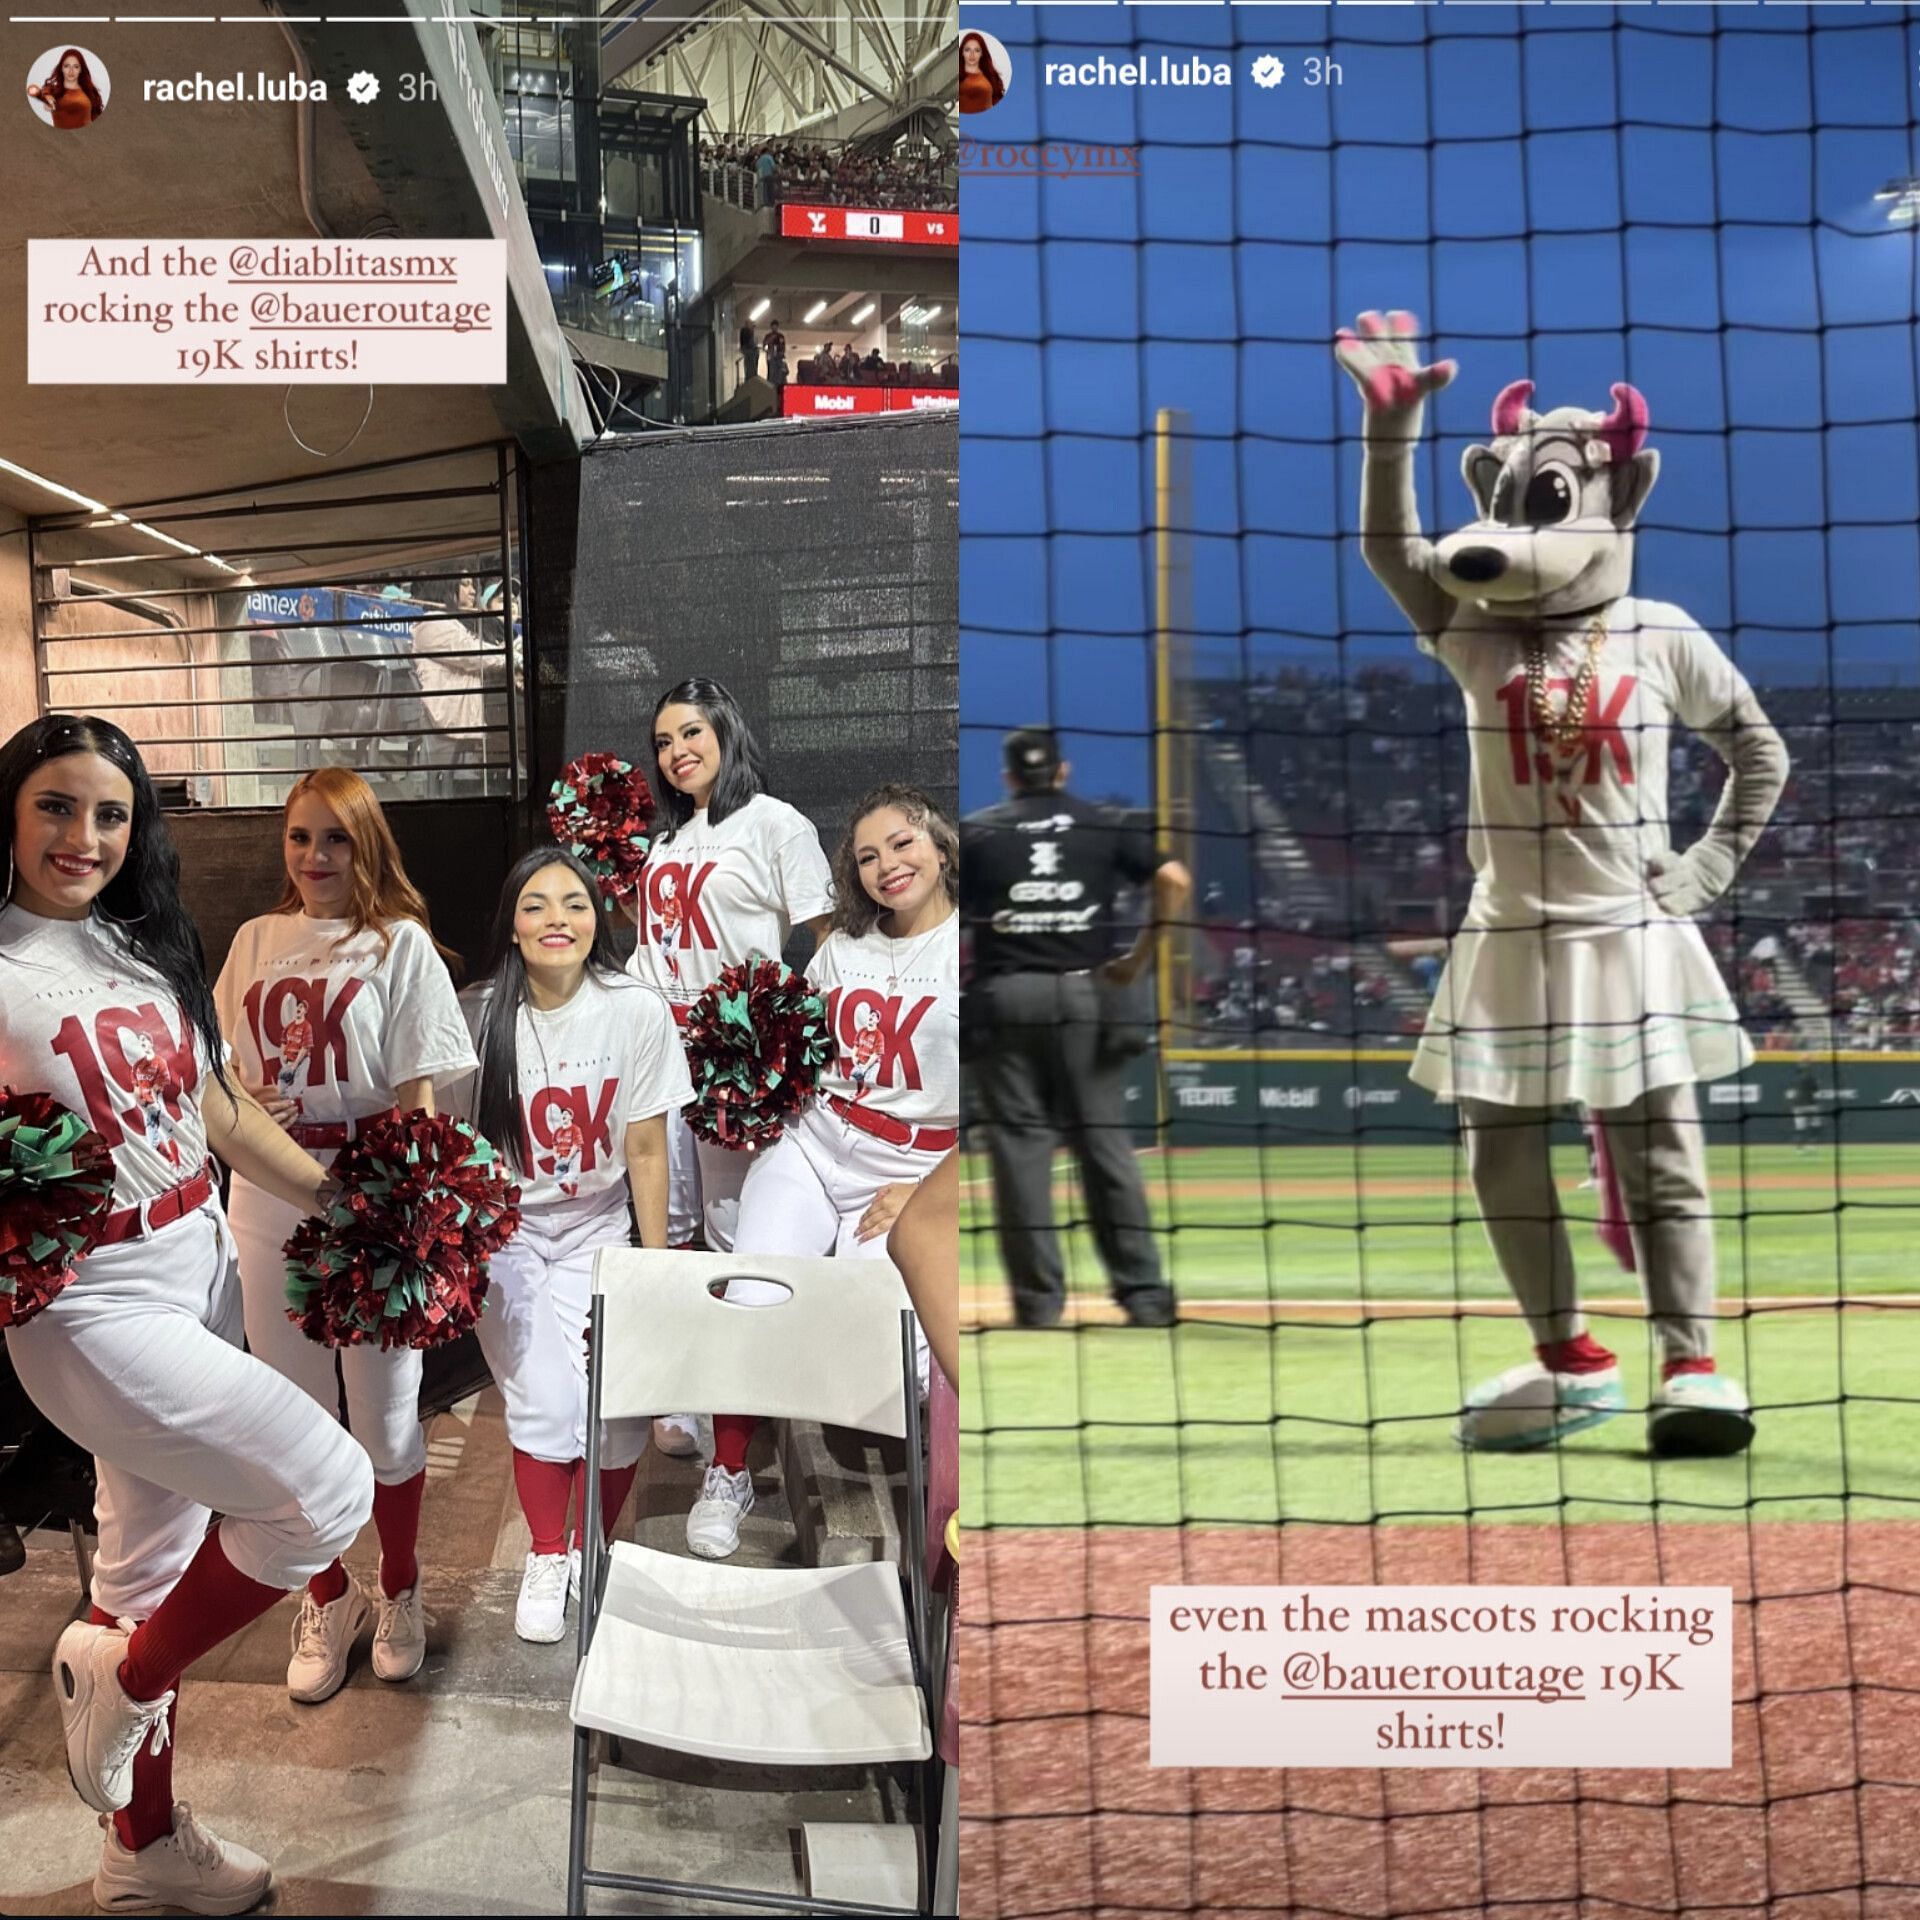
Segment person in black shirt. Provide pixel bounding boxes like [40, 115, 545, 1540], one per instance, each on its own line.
[962, 727, 1192, 1327]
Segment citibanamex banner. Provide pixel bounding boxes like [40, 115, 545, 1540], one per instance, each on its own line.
[1143, 1053, 1920, 1147]
[781, 385, 959, 417]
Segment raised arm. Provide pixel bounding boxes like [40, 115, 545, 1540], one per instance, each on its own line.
[1332, 309, 1459, 645]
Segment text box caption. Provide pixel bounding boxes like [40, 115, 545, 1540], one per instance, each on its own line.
[1151, 1586, 1733, 1769]
[29, 240, 507, 385]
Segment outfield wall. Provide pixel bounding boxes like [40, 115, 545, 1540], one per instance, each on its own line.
[1143, 1053, 1920, 1148]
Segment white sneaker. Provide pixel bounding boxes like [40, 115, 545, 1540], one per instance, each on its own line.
[568, 1544, 582, 1608]
[653, 1415, 701, 1458]
[515, 1551, 569, 1643]
[94, 1801, 273, 1915]
[371, 1583, 426, 1683]
[686, 1464, 754, 1560]
[51, 1620, 173, 1814]
[286, 1575, 371, 1704]
[1455, 1363, 1626, 1452]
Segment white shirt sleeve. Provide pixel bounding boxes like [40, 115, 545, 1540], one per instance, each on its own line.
[622, 986, 694, 1124]
[772, 816, 835, 926]
[442, 984, 490, 1123]
[211, 924, 247, 1053]
[383, 922, 482, 1089]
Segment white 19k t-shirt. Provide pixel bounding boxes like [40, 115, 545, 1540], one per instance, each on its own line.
[215, 912, 477, 1126]
[456, 971, 692, 1218]
[1420, 595, 1759, 935]
[0, 903, 218, 1208]
[806, 917, 959, 1130]
[626, 794, 834, 1017]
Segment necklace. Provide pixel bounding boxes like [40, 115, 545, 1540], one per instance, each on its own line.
[1524, 616, 1607, 760]
[881, 908, 951, 991]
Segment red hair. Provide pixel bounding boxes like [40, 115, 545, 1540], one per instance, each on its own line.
[41, 49, 104, 120]
[274, 766, 460, 973]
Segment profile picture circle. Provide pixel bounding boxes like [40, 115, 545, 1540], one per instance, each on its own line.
[26, 45, 108, 129]
[959, 31, 1010, 116]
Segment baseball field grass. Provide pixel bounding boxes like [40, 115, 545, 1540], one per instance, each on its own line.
[961, 1140, 1920, 1529]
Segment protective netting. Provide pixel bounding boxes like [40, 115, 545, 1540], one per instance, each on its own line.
[537, 410, 958, 846]
[961, 11, 1920, 1917]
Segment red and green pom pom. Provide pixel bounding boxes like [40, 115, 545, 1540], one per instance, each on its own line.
[0, 1089, 117, 1329]
[282, 1110, 521, 1351]
[683, 954, 835, 1154]
[547, 752, 656, 908]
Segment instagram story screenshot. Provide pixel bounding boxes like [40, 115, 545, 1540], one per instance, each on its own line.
[1, 3, 958, 1916]
[959, 7, 1920, 1920]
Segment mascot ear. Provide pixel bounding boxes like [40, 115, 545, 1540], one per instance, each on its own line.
[1609, 448, 1659, 530]
[1461, 445, 1503, 520]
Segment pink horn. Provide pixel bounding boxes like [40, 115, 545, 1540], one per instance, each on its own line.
[1596, 382, 1649, 463]
[1491, 379, 1534, 437]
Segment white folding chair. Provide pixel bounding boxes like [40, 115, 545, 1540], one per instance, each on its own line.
[566, 1248, 935, 1915]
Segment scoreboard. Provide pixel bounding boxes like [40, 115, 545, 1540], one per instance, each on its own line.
[779, 205, 957, 247]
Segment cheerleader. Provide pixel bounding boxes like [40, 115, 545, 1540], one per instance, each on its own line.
[628, 677, 833, 1456]
[688, 784, 958, 1560]
[1335, 311, 1790, 1455]
[457, 848, 689, 1641]
[214, 768, 476, 1704]
[2, 716, 372, 1914]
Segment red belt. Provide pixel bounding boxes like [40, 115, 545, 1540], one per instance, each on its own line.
[827, 1095, 955, 1154]
[99, 1161, 216, 1246]
[288, 1106, 397, 1149]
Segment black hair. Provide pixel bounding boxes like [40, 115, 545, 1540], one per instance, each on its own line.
[472, 846, 625, 1177]
[650, 678, 768, 844]
[0, 715, 229, 1094]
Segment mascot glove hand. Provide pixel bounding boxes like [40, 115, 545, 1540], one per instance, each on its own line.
[1646, 838, 1739, 920]
[1333, 310, 1456, 443]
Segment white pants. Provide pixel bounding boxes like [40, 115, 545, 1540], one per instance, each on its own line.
[666, 1105, 750, 1252]
[229, 1171, 428, 1485]
[4, 1200, 374, 1620]
[733, 1105, 934, 1391]
[735, 1105, 932, 1261]
[474, 1201, 648, 1470]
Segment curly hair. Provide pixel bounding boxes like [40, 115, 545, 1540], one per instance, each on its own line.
[831, 784, 958, 937]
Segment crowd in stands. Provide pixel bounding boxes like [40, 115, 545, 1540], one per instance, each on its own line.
[699, 135, 955, 212]
[1193, 932, 1420, 1042]
[1185, 670, 1920, 1053]
[795, 343, 958, 388]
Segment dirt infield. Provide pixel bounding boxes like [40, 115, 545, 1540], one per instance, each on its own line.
[961, 1522, 1920, 1919]
[958, 1294, 1920, 1326]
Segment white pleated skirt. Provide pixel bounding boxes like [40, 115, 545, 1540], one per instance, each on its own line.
[1409, 916, 1752, 1111]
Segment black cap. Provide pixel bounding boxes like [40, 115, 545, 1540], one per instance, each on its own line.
[1004, 727, 1062, 790]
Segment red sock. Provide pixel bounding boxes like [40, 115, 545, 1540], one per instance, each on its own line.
[513, 1450, 574, 1557]
[372, 1469, 426, 1597]
[118, 1525, 284, 1705]
[90, 1606, 176, 1853]
[1663, 1356, 1717, 1382]
[599, 1463, 641, 1542]
[307, 1559, 349, 1607]
[1536, 1332, 1618, 1376]
[711, 1414, 757, 1474]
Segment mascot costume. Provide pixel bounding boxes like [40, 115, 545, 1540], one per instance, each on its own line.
[1334, 309, 1789, 1456]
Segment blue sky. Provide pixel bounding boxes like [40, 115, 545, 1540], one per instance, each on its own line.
[959, 6, 1920, 811]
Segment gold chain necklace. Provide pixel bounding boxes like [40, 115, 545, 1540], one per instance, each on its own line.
[1524, 616, 1607, 759]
